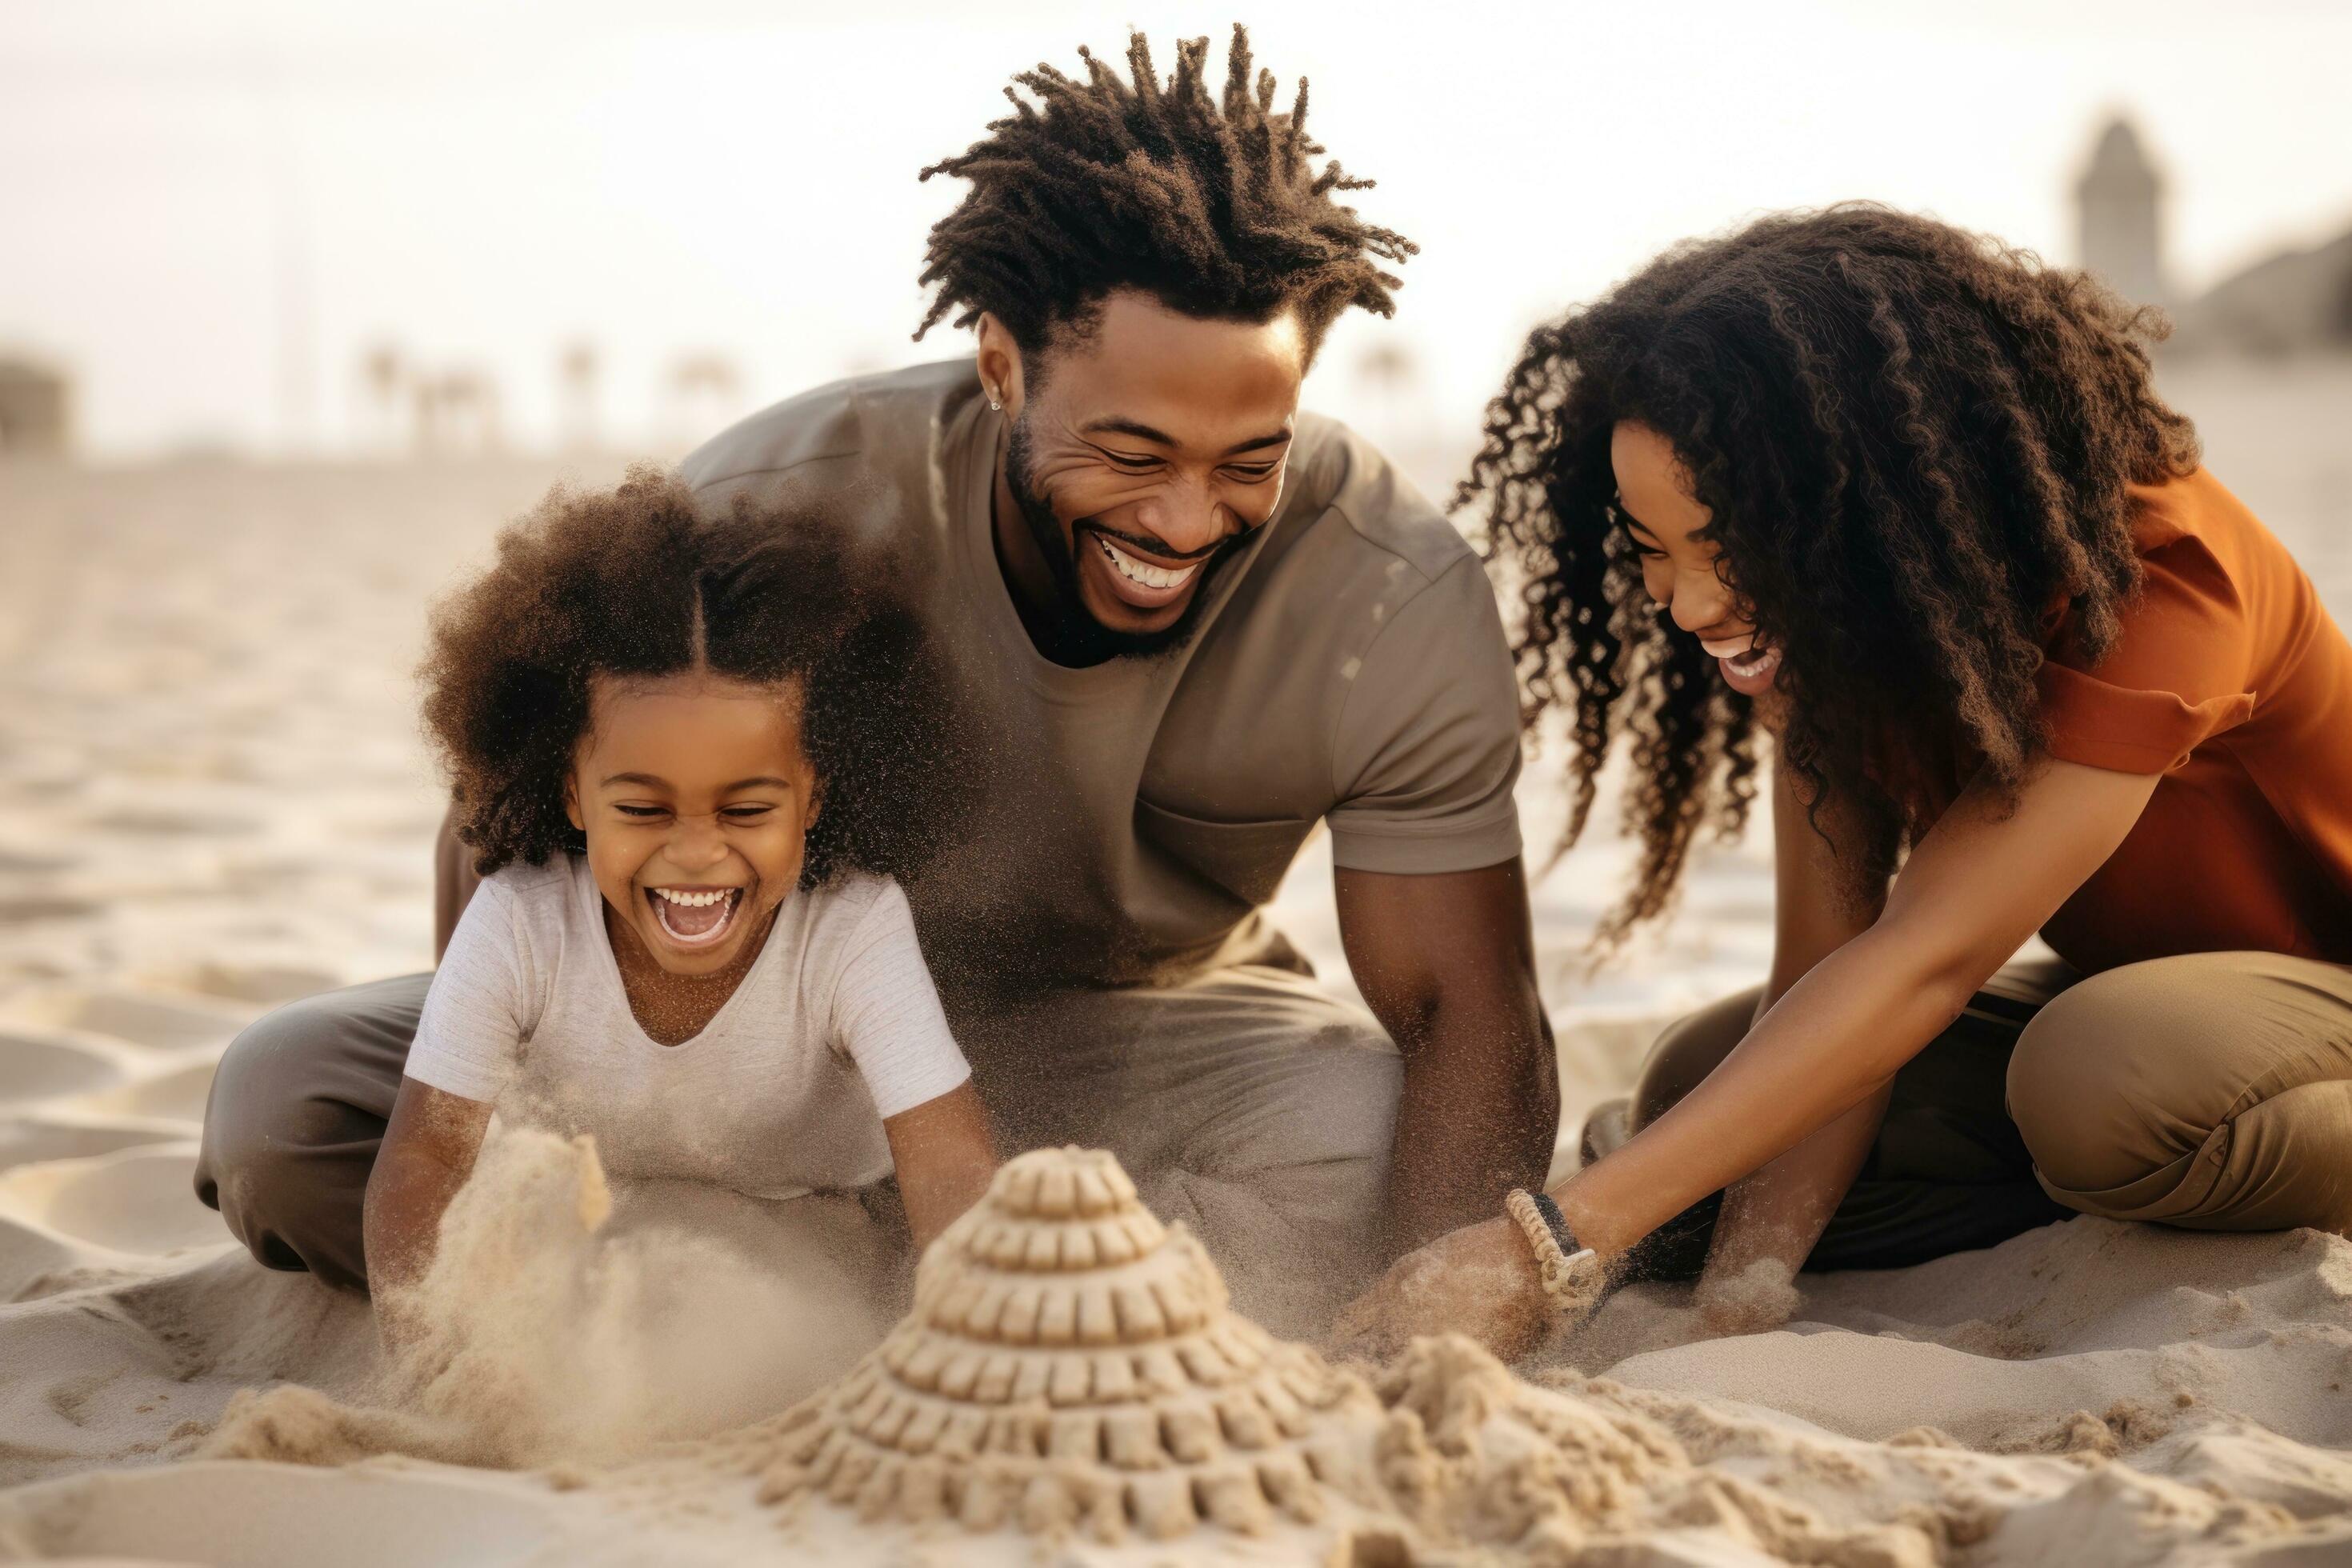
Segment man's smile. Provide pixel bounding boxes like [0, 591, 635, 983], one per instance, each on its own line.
[1094, 534, 1201, 596]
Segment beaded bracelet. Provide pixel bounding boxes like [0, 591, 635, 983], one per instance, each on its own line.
[1505, 1187, 1607, 1314]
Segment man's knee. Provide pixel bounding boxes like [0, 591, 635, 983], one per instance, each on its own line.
[1266, 1036, 1402, 1170]
[196, 980, 418, 1284]
[199, 996, 337, 1188]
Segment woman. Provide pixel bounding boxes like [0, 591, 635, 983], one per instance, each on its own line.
[1336, 205, 2352, 1357]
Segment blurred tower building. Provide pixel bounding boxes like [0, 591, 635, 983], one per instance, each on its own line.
[559, 342, 602, 452]
[2077, 116, 2168, 310]
[0, 358, 72, 457]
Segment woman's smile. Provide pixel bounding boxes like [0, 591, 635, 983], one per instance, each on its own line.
[1701, 636, 1782, 696]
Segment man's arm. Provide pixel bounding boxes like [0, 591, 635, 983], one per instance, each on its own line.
[1335, 857, 1557, 1254]
[432, 800, 482, 962]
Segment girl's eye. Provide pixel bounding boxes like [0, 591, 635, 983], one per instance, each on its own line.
[614, 804, 668, 819]
[722, 805, 774, 821]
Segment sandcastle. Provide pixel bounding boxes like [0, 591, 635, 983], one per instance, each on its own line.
[750, 1146, 1382, 1545]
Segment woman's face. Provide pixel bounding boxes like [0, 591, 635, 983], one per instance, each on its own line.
[1609, 421, 1782, 698]
[564, 671, 822, 977]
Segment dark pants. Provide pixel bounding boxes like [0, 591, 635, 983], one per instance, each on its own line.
[1621, 953, 2352, 1278]
[195, 972, 421, 1290]
[194, 962, 1402, 1338]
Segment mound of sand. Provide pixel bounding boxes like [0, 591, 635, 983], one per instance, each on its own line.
[0, 997, 2348, 1566]
[204, 1126, 891, 1471]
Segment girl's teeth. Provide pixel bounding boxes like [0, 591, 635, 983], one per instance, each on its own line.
[655, 889, 731, 907]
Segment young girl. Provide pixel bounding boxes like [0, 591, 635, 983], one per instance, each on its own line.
[364, 469, 998, 1321]
[1338, 205, 2352, 1356]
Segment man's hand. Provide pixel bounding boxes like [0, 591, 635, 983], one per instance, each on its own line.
[1335, 858, 1557, 1254]
[1328, 1214, 1551, 1364]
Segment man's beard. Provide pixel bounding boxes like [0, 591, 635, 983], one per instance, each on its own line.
[1004, 419, 1245, 664]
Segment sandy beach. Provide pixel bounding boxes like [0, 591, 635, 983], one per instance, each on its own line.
[2, 394, 2350, 1564]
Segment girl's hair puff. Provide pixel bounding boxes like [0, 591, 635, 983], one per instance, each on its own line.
[421, 466, 972, 887]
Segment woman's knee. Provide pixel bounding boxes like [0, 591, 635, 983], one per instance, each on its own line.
[1631, 986, 1762, 1130]
[2005, 958, 2239, 1195]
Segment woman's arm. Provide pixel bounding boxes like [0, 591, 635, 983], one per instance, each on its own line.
[363, 1077, 493, 1341]
[882, 1081, 998, 1250]
[1555, 758, 2158, 1259]
[1682, 758, 1887, 1320]
[1331, 756, 2155, 1358]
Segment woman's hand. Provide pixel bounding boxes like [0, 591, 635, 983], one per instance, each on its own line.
[1692, 1253, 1802, 1338]
[1327, 1214, 1552, 1364]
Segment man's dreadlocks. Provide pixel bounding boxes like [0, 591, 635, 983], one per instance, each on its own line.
[914, 26, 1417, 357]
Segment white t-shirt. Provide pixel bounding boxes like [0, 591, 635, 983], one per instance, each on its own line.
[404, 856, 970, 1198]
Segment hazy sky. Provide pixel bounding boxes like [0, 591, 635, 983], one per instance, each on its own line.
[6, 0, 2351, 456]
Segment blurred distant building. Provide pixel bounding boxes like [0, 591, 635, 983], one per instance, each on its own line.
[558, 342, 602, 451]
[662, 353, 746, 450]
[0, 357, 72, 456]
[2072, 112, 2352, 359]
[414, 369, 503, 454]
[2167, 226, 2352, 358]
[2076, 116, 2168, 310]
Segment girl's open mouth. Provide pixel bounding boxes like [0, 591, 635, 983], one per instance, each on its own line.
[646, 886, 745, 947]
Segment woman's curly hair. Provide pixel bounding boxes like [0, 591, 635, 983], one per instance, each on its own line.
[421, 466, 972, 887]
[1466, 204, 2201, 943]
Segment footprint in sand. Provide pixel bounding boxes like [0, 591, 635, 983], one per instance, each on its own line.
[150, 964, 342, 1010]
[0, 1144, 219, 1258]
[78, 1061, 218, 1126]
[0, 1117, 198, 1174]
[6, 987, 253, 1054]
[0, 1029, 129, 1103]
[0, 897, 102, 927]
[82, 806, 261, 838]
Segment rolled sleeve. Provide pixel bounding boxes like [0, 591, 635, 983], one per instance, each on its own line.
[404, 879, 528, 1105]
[1325, 554, 1526, 874]
[2038, 534, 2256, 776]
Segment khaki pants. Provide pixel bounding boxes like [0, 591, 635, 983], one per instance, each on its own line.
[1626, 951, 2352, 1274]
[194, 964, 1400, 1339]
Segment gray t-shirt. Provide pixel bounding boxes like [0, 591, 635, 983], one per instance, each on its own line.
[405, 858, 970, 1197]
[681, 360, 1522, 994]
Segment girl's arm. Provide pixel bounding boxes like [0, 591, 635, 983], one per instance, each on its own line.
[882, 1080, 998, 1250]
[1556, 757, 2158, 1260]
[363, 1077, 493, 1341]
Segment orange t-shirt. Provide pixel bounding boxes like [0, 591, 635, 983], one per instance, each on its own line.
[2030, 468, 2352, 970]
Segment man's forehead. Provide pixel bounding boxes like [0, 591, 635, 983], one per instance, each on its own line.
[1044, 293, 1305, 448]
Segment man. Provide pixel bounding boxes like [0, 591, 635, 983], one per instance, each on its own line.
[197, 28, 1556, 1336]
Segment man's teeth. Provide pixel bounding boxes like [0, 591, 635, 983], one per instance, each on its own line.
[1098, 538, 1198, 591]
[654, 888, 734, 907]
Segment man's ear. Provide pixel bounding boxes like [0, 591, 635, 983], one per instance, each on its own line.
[564, 774, 585, 833]
[974, 313, 1028, 419]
